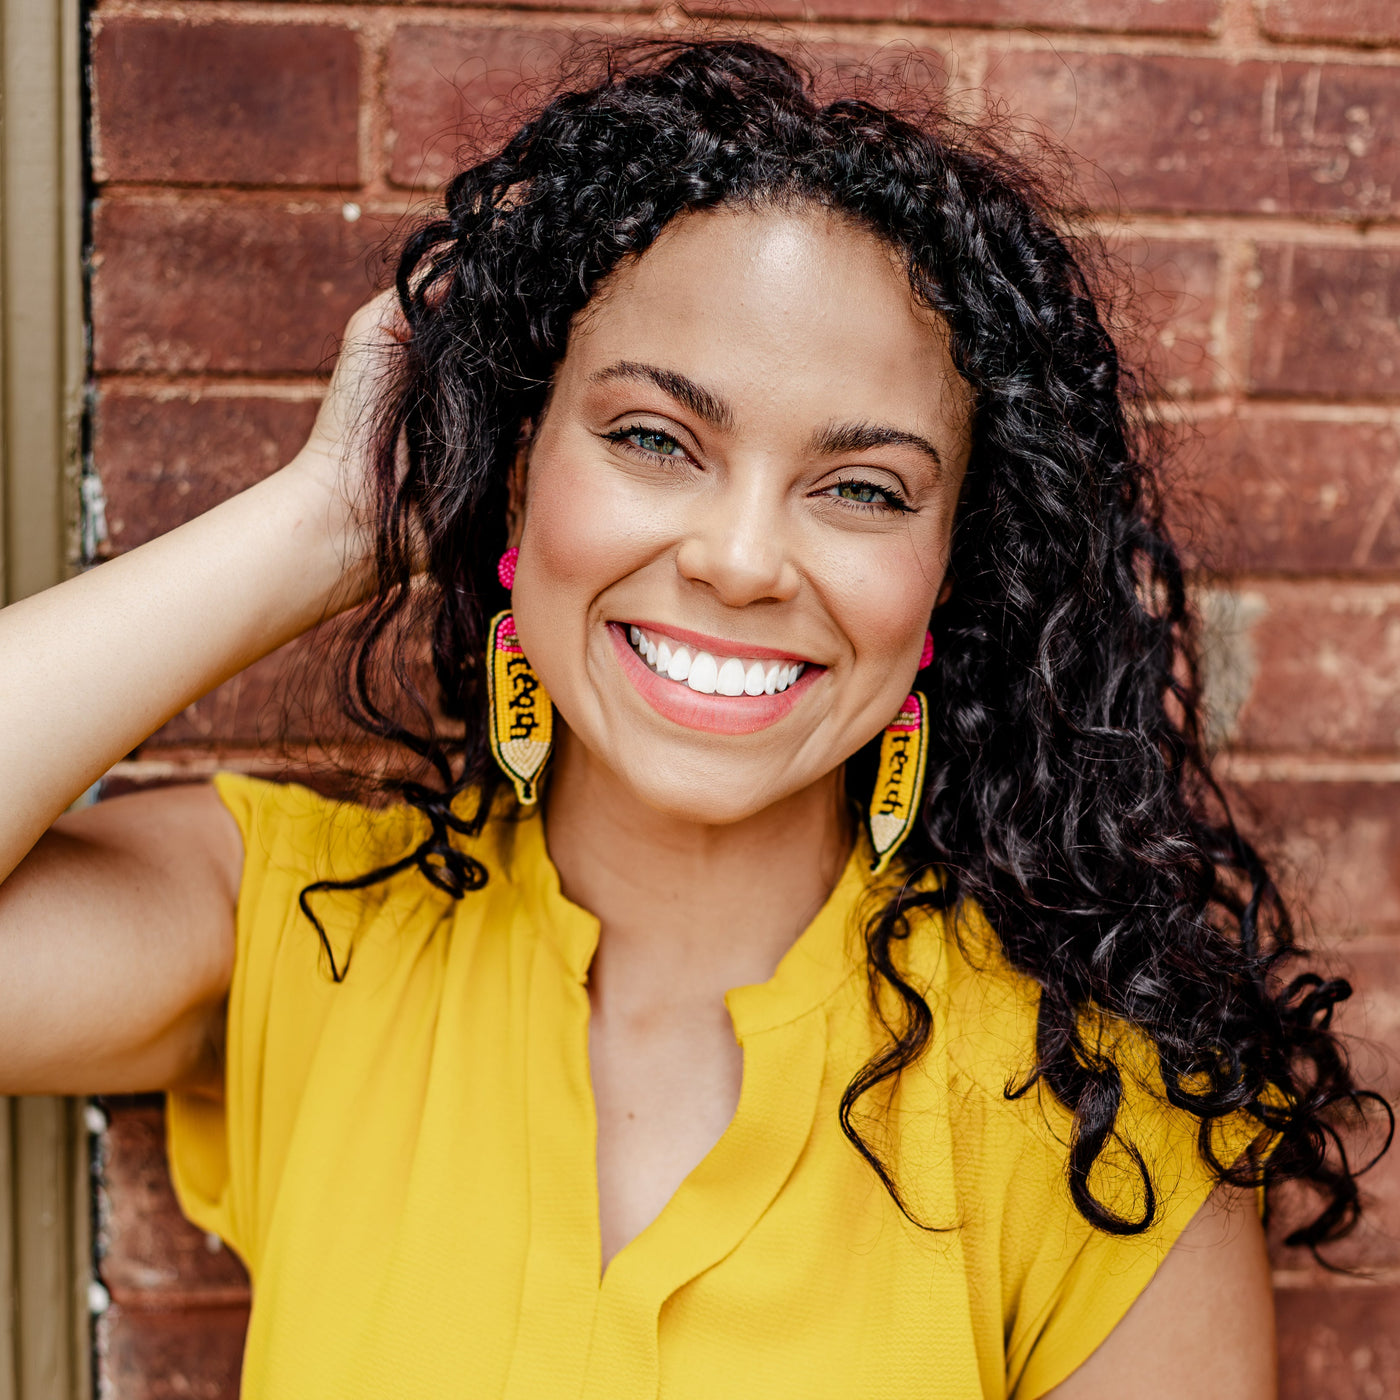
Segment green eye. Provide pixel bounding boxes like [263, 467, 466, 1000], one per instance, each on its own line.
[607, 426, 685, 457]
[829, 479, 908, 511]
[837, 482, 884, 504]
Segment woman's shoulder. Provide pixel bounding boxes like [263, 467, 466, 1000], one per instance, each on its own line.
[209, 771, 547, 976]
[922, 897, 1046, 1110]
[211, 771, 503, 886]
[916, 894, 1241, 1226]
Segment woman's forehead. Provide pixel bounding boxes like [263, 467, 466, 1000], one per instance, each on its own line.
[559, 203, 972, 444]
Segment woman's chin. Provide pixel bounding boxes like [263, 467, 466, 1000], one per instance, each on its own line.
[618, 767, 801, 828]
[564, 740, 828, 830]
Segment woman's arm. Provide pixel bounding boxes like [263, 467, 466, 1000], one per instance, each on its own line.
[0, 297, 396, 1096]
[1043, 1189, 1277, 1400]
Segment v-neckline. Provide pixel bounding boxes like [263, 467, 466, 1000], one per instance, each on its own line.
[498, 806, 869, 1397]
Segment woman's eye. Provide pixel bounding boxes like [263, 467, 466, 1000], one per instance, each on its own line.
[828, 479, 910, 512]
[606, 426, 687, 458]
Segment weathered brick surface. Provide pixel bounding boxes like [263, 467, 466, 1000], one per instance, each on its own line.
[143, 637, 330, 749]
[1115, 237, 1223, 397]
[385, 24, 574, 188]
[1224, 778, 1400, 944]
[1275, 1286, 1400, 1400]
[1249, 245, 1400, 402]
[100, 1104, 250, 1306]
[690, 0, 1222, 28]
[97, 1304, 248, 1400]
[91, 198, 388, 374]
[1274, 587, 1400, 752]
[1202, 582, 1400, 753]
[985, 51, 1400, 219]
[1178, 414, 1400, 573]
[1260, 0, 1400, 45]
[94, 393, 318, 552]
[92, 18, 360, 188]
[183, 0, 1215, 17]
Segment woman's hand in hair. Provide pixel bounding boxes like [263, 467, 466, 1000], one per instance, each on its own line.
[284, 289, 414, 590]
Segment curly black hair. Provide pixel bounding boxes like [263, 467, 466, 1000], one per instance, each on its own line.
[306, 35, 1390, 1249]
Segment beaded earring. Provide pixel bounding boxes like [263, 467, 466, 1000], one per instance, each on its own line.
[486, 548, 553, 805]
[867, 631, 933, 874]
[867, 691, 930, 874]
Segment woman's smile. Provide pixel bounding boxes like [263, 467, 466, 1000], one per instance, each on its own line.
[608, 620, 824, 735]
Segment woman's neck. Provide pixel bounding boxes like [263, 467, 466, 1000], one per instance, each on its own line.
[543, 730, 854, 1015]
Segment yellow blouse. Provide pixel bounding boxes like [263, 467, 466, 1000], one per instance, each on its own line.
[168, 772, 1237, 1400]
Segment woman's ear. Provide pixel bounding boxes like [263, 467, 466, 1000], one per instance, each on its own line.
[936, 575, 954, 608]
[505, 419, 534, 549]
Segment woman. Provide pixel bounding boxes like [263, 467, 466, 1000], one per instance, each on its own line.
[0, 37, 1381, 1399]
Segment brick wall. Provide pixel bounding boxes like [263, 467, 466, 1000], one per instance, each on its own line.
[86, 1, 1400, 1395]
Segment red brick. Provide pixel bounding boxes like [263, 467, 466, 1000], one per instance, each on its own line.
[1175, 414, 1400, 573]
[94, 393, 319, 552]
[141, 637, 329, 749]
[100, 1104, 250, 1306]
[1210, 582, 1400, 753]
[691, 0, 1219, 29]
[97, 1304, 247, 1400]
[1249, 245, 1400, 401]
[1275, 1285, 1400, 1400]
[1225, 778, 1400, 942]
[913, 0, 1220, 25]
[397, 0, 651, 10]
[171, 0, 1216, 20]
[1113, 237, 1222, 397]
[385, 25, 573, 189]
[984, 51, 1400, 219]
[91, 198, 388, 374]
[1260, 0, 1400, 45]
[92, 18, 360, 188]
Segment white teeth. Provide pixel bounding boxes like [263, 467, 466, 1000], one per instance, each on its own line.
[627, 626, 808, 698]
[716, 657, 747, 696]
[687, 651, 718, 694]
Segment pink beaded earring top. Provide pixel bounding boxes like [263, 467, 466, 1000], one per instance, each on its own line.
[498, 547, 519, 592]
[919, 630, 934, 670]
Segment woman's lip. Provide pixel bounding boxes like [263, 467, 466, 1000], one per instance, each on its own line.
[607, 623, 821, 736]
[619, 619, 815, 665]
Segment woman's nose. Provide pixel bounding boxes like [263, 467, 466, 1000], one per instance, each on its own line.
[673, 484, 800, 607]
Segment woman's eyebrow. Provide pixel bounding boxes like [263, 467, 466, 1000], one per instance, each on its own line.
[810, 421, 944, 474]
[588, 361, 735, 432]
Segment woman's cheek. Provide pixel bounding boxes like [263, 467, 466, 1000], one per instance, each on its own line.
[522, 449, 624, 592]
[816, 542, 940, 682]
[510, 444, 677, 671]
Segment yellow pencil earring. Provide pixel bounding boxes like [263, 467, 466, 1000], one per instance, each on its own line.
[867, 630, 933, 874]
[486, 548, 553, 805]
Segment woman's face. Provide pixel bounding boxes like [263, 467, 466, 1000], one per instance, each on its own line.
[509, 202, 973, 825]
